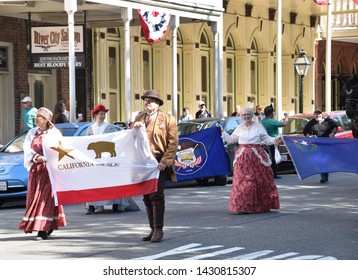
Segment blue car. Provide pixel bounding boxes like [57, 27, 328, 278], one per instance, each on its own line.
[0, 122, 123, 207]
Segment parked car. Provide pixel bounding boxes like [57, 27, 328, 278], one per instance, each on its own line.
[0, 122, 123, 207]
[177, 116, 243, 185]
[278, 110, 353, 173]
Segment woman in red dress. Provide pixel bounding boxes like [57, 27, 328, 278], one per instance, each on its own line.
[221, 107, 280, 213]
[18, 107, 66, 240]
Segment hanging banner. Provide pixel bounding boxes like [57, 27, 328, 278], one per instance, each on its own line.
[138, 9, 171, 43]
[313, 0, 329, 5]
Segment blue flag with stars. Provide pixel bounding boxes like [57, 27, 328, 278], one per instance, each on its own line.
[283, 136, 358, 180]
[174, 126, 231, 182]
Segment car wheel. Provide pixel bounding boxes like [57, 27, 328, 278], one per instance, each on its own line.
[195, 178, 210, 185]
[214, 175, 228, 186]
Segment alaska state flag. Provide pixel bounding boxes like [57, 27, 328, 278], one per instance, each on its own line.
[174, 126, 231, 181]
[283, 136, 358, 180]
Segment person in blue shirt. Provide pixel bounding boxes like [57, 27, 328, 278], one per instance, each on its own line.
[261, 105, 288, 179]
[19, 96, 37, 134]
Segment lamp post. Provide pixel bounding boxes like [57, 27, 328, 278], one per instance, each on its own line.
[294, 49, 310, 113]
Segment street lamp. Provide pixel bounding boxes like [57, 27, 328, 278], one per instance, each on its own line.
[294, 49, 310, 113]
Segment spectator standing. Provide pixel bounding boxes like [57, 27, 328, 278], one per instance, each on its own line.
[85, 104, 140, 214]
[179, 107, 193, 122]
[53, 101, 69, 124]
[231, 105, 241, 116]
[64, 100, 83, 123]
[18, 107, 66, 240]
[19, 96, 37, 134]
[133, 90, 178, 242]
[261, 104, 288, 179]
[254, 104, 265, 122]
[195, 101, 212, 118]
[302, 109, 338, 183]
[220, 107, 280, 214]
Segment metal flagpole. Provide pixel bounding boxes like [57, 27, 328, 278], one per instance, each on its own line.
[325, 0, 332, 113]
[277, 0, 283, 118]
[64, 0, 77, 123]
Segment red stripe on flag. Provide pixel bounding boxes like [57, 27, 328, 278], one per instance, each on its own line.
[56, 178, 158, 205]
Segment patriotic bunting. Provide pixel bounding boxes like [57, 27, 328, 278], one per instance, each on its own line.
[313, 0, 329, 4]
[138, 9, 171, 44]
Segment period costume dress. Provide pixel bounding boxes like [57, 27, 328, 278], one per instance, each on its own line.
[222, 121, 280, 213]
[19, 126, 66, 235]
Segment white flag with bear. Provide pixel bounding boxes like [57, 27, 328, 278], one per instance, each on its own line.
[43, 126, 159, 205]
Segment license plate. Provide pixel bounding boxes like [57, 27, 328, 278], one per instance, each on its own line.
[281, 154, 288, 161]
[0, 181, 7, 191]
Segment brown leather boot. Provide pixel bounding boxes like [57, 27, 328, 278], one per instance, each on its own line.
[142, 203, 154, 241]
[142, 228, 154, 241]
[151, 201, 165, 242]
[151, 228, 163, 242]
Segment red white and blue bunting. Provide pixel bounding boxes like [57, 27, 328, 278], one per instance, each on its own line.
[313, 1, 358, 6]
[138, 9, 171, 44]
[313, 0, 328, 4]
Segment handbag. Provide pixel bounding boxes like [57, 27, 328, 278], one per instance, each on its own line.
[275, 146, 282, 164]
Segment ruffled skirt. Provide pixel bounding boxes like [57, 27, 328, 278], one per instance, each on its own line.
[229, 144, 280, 213]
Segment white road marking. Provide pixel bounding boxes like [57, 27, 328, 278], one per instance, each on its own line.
[133, 243, 223, 260]
[134, 243, 337, 260]
[183, 247, 245, 260]
[227, 250, 274, 260]
[262, 252, 299, 259]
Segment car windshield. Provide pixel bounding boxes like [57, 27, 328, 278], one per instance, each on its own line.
[283, 118, 309, 134]
[0, 124, 87, 154]
[1, 133, 26, 153]
[177, 122, 203, 135]
[331, 114, 351, 131]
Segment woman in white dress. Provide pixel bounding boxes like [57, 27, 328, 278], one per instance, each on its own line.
[85, 104, 140, 214]
[221, 107, 280, 214]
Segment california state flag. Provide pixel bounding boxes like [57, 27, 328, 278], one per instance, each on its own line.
[43, 126, 159, 205]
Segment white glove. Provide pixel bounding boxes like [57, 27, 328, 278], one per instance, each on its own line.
[216, 123, 224, 132]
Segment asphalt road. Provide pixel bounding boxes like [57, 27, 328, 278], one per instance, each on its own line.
[0, 172, 357, 260]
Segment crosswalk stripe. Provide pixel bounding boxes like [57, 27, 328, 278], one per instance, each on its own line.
[288, 255, 324, 260]
[133, 243, 223, 260]
[184, 247, 245, 260]
[227, 250, 274, 260]
[262, 252, 299, 260]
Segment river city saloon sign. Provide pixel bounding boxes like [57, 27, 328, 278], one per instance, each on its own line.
[30, 25, 85, 69]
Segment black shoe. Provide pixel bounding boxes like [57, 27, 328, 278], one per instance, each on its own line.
[47, 230, 53, 236]
[320, 179, 327, 183]
[112, 204, 119, 212]
[86, 205, 95, 215]
[274, 176, 282, 179]
[37, 231, 48, 240]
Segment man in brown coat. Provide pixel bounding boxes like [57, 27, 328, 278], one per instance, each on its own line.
[133, 90, 178, 242]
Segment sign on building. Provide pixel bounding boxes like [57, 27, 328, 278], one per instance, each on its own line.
[30, 25, 85, 69]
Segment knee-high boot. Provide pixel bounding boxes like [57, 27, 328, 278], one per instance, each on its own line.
[151, 201, 165, 242]
[142, 201, 154, 241]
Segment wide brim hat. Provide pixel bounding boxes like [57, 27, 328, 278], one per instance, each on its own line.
[90, 104, 109, 116]
[36, 107, 53, 124]
[141, 90, 163, 106]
